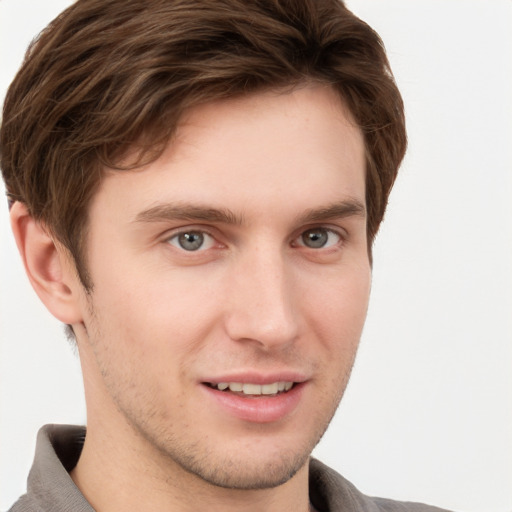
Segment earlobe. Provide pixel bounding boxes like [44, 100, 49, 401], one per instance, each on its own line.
[10, 201, 84, 324]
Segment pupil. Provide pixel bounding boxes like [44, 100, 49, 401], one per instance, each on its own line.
[303, 229, 328, 248]
[179, 232, 204, 251]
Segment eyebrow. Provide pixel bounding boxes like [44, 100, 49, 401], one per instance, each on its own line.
[134, 203, 244, 225]
[297, 199, 366, 224]
[134, 199, 366, 226]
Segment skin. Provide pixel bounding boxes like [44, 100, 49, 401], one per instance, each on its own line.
[12, 84, 371, 512]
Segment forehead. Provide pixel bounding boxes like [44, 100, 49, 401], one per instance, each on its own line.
[92, 84, 366, 223]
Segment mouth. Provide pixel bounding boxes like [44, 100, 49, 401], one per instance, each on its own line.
[201, 379, 305, 423]
[204, 381, 295, 397]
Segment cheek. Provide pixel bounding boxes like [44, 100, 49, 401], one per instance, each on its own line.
[316, 269, 370, 388]
[302, 264, 371, 342]
[86, 263, 224, 365]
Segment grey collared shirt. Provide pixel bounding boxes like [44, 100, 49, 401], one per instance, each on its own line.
[8, 424, 453, 512]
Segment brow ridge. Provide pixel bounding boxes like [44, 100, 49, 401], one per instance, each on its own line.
[134, 203, 244, 225]
[134, 199, 365, 227]
[298, 199, 366, 224]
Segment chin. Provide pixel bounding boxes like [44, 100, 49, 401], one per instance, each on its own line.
[173, 448, 311, 490]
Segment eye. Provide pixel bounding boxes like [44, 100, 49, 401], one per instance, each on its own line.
[295, 227, 341, 249]
[167, 230, 216, 251]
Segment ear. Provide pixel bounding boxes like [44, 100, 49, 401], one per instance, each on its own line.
[10, 201, 84, 324]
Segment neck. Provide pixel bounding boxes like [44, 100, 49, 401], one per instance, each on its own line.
[73, 336, 312, 512]
[71, 414, 311, 512]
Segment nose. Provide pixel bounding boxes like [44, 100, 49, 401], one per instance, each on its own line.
[223, 248, 300, 350]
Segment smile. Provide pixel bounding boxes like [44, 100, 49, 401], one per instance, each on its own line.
[206, 381, 294, 396]
[202, 380, 305, 423]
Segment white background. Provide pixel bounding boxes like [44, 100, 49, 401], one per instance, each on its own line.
[1, 1, 511, 511]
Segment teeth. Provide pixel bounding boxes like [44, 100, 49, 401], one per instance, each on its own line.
[214, 381, 294, 395]
[261, 383, 279, 395]
[243, 383, 261, 394]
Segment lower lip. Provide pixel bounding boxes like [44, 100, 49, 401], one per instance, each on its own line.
[201, 383, 306, 423]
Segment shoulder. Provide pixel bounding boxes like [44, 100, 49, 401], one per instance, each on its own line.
[371, 498, 454, 512]
[7, 494, 44, 512]
[309, 458, 454, 512]
[6, 425, 90, 512]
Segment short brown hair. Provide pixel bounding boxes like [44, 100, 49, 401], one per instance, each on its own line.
[1, 0, 406, 289]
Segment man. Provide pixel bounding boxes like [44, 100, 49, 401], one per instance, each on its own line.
[0, 0, 452, 510]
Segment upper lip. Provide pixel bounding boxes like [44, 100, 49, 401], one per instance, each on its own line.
[201, 371, 308, 385]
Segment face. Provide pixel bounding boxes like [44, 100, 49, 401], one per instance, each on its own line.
[74, 85, 371, 489]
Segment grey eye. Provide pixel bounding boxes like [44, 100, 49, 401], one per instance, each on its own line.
[168, 231, 214, 251]
[302, 228, 328, 248]
[298, 228, 340, 249]
[178, 232, 204, 251]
